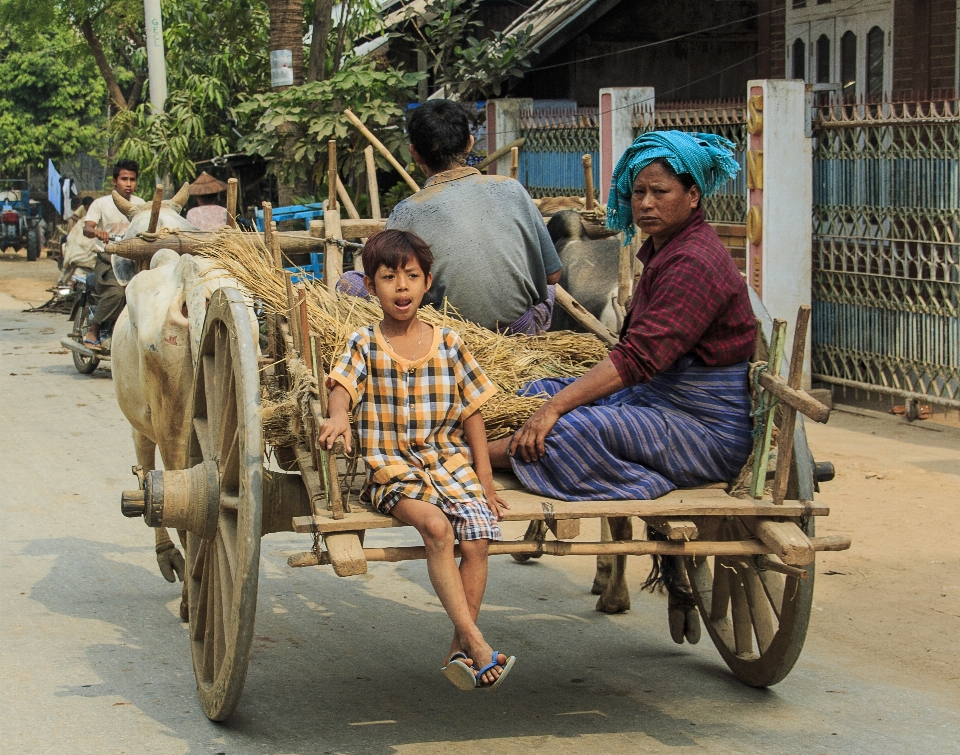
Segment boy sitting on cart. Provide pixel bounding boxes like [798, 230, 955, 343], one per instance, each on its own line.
[318, 229, 517, 690]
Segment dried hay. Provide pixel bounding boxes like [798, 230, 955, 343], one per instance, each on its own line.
[199, 230, 609, 443]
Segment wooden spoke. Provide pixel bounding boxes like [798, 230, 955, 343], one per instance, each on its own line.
[218, 514, 238, 581]
[710, 558, 732, 621]
[743, 566, 777, 653]
[219, 430, 240, 493]
[728, 564, 756, 658]
[184, 288, 263, 721]
[758, 567, 786, 621]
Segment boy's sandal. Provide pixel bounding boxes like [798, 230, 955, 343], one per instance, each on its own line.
[475, 650, 516, 690]
[82, 337, 102, 348]
[441, 651, 477, 690]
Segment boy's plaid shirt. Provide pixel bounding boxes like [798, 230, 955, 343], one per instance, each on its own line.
[328, 324, 497, 509]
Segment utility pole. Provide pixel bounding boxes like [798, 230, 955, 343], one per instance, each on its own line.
[143, 0, 168, 191]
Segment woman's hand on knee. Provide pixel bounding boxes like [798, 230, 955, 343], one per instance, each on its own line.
[509, 402, 561, 463]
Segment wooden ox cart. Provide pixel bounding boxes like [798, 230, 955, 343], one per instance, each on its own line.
[116, 202, 848, 721]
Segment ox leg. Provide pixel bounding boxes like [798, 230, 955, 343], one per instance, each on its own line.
[132, 430, 187, 619]
[595, 516, 632, 614]
[591, 518, 615, 595]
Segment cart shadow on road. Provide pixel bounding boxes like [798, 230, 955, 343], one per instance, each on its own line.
[18, 532, 832, 755]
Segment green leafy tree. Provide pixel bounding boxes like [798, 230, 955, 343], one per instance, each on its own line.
[403, 0, 536, 101]
[0, 25, 107, 175]
[237, 58, 423, 199]
[111, 0, 271, 185]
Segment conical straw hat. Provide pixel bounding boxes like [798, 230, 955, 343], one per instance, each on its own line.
[188, 171, 228, 196]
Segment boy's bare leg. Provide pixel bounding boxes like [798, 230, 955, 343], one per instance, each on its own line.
[487, 438, 511, 469]
[390, 497, 506, 685]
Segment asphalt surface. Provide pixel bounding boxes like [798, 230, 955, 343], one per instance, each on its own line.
[2, 296, 958, 755]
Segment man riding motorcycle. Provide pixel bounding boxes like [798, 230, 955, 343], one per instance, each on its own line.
[82, 160, 144, 348]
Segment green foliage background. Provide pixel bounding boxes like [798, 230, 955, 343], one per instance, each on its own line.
[0, 26, 107, 175]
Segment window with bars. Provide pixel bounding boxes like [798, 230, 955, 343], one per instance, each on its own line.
[866, 26, 884, 97]
[816, 34, 831, 84]
[793, 38, 806, 80]
[841, 31, 857, 100]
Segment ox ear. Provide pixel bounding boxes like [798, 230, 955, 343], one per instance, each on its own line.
[168, 182, 191, 214]
[112, 191, 139, 220]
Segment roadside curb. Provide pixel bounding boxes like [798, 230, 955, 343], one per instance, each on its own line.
[833, 403, 960, 439]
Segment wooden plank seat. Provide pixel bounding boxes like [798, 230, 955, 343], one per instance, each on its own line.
[287, 469, 843, 576]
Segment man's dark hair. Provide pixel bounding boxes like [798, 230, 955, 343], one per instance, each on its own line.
[407, 100, 471, 172]
[362, 229, 434, 282]
[112, 159, 139, 180]
[81, 196, 94, 209]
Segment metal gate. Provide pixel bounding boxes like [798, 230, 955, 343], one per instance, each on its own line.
[517, 106, 599, 199]
[810, 96, 960, 407]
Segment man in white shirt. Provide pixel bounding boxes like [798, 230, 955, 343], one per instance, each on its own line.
[82, 160, 144, 346]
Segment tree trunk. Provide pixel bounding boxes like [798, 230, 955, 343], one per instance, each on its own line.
[79, 17, 128, 112]
[306, 0, 334, 83]
[269, 0, 307, 206]
[269, 0, 305, 88]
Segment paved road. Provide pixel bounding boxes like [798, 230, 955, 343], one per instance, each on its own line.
[2, 298, 958, 755]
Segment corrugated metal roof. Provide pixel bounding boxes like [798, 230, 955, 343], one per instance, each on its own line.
[501, 0, 600, 51]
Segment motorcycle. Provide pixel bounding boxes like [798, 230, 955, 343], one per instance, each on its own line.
[60, 235, 123, 374]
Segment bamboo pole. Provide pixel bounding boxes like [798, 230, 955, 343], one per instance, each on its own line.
[327, 140, 339, 212]
[364, 145, 381, 220]
[476, 137, 526, 171]
[582, 154, 595, 212]
[335, 177, 360, 220]
[225, 178, 238, 228]
[147, 185, 164, 234]
[287, 535, 852, 567]
[554, 285, 619, 347]
[343, 108, 420, 193]
[510, 146, 519, 180]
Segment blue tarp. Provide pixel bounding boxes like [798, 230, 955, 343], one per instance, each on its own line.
[47, 159, 62, 215]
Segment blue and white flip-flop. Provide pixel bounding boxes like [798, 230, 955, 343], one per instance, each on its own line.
[476, 650, 516, 690]
[441, 652, 477, 690]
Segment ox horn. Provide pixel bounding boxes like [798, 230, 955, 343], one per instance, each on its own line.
[169, 182, 191, 214]
[112, 190, 139, 221]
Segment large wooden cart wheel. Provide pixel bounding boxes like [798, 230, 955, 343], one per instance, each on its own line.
[184, 287, 263, 721]
[685, 424, 817, 687]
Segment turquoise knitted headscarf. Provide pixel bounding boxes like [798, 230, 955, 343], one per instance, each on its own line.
[606, 131, 740, 245]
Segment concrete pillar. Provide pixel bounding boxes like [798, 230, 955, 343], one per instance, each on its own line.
[745, 79, 812, 387]
[485, 98, 533, 176]
[599, 87, 654, 205]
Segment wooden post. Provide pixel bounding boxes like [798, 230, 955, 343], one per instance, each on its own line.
[270, 221, 282, 270]
[262, 201, 274, 259]
[323, 206, 343, 290]
[554, 285, 619, 348]
[284, 272, 300, 351]
[327, 140, 338, 212]
[617, 239, 632, 311]
[751, 319, 787, 499]
[297, 285, 314, 378]
[225, 178, 238, 228]
[364, 145, 381, 220]
[510, 146, 519, 180]
[772, 305, 811, 504]
[582, 154, 595, 211]
[335, 177, 360, 220]
[147, 185, 164, 234]
[343, 108, 420, 193]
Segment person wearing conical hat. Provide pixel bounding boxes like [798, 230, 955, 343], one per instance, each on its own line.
[185, 171, 229, 231]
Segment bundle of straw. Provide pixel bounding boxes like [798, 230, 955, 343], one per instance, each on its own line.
[199, 230, 610, 441]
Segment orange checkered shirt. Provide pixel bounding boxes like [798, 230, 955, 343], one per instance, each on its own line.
[328, 324, 498, 515]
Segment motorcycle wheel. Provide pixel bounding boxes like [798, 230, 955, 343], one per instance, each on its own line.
[71, 303, 100, 374]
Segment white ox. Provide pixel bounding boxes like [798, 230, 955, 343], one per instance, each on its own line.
[110, 188, 256, 618]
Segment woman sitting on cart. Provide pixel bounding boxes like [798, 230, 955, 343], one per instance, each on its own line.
[489, 131, 755, 500]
